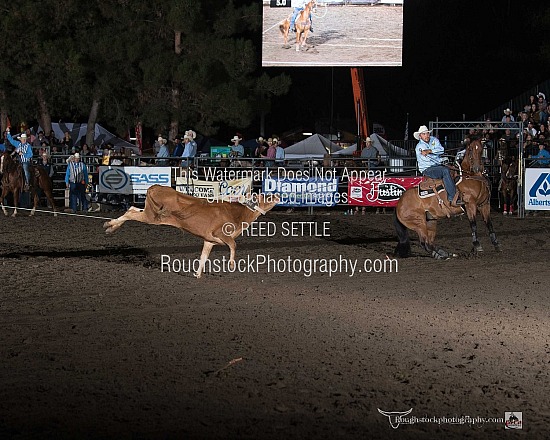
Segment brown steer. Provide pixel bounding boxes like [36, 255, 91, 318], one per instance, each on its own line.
[103, 185, 279, 278]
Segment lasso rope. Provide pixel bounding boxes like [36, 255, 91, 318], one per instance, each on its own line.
[1, 205, 113, 220]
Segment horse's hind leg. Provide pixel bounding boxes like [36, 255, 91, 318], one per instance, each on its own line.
[1, 189, 8, 216]
[30, 190, 39, 216]
[44, 190, 58, 217]
[468, 216, 481, 252]
[11, 189, 19, 217]
[422, 219, 450, 260]
[480, 203, 501, 251]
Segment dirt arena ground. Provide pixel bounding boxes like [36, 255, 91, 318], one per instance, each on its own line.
[262, 4, 403, 66]
[1, 206, 549, 439]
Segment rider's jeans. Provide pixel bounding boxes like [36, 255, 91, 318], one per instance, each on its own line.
[423, 165, 456, 201]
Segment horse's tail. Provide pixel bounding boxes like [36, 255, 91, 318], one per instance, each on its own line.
[393, 209, 411, 258]
[279, 18, 289, 35]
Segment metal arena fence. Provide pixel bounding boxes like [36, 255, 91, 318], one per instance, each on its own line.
[36, 141, 532, 216]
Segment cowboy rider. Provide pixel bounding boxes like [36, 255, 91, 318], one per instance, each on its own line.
[414, 125, 464, 207]
[5, 127, 33, 191]
[290, 0, 313, 33]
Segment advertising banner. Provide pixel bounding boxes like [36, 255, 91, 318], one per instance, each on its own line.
[524, 168, 550, 210]
[262, 177, 340, 207]
[99, 166, 171, 194]
[348, 176, 423, 207]
[176, 177, 252, 203]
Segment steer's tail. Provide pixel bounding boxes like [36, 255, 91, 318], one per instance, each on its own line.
[393, 210, 411, 258]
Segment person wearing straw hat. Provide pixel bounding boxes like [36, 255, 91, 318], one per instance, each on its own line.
[64, 152, 89, 213]
[181, 132, 197, 167]
[501, 108, 515, 123]
[5, 127, 33, 191]
[414, 125, 464, 207]
[230, 135, 244, 158]
[156, 136, 170, 166]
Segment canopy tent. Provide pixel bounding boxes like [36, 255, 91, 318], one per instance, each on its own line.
[331, 143, 357, 156]
[37, 122, 138, 153]
[373, 133, 408, 157]
[330, 134, 408, 158]
[283, 134, 342, 159]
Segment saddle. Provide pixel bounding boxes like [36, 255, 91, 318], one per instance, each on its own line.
[418, 178, 445, 198]
[417, 173, 463, 199]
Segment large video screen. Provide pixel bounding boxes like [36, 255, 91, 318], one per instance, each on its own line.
[262, 0, 403, 67]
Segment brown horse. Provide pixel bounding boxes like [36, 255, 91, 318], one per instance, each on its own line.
[394, 139, 500, 259]
[499, 158, 518, 215]
[279, 0, 316, 51]
[1, 152, 57, 217]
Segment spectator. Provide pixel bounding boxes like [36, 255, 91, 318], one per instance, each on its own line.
[519, 111, 529, 126]
[156, 136, 170, 166]
[230, 135, 244, 158]
[501, 108, 515, 122]
[153, 135, 163, 155]
[80, 143, 91, 156]
[529, 143, 550, 167]
[529, 103, 540, 125]
[39, 152, 55, 179]
[264, 138, 276, 168]
[526, 121, 537, 137]
[181, 131, 197, 167]
[38, 141, 49, 157]
[5, 128, 33, 190]
[537, 123, 549, 139]
[361, 137, 379, 168]
[25, 128, 36, 145]
[523, 134, 538, 158]
[47, 130, 58, 146]
[537, 92, 547, 113]
[64, 152, 89, 213]
[275, 137, 285, 166]
[526, 95, 537, 111]
[172, 135, 184, 159]
[60, 131, 73, 154]
[33, 130, 49, 147]
[254, 137, 267, 166]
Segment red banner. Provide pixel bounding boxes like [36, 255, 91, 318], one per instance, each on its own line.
[348, 176, 423, 207]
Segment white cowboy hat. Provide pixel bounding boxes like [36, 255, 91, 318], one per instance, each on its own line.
[185, 129, 197, 140]
[257, 136, 264, 143]
[18, 133, 27, 140]
[413, 125, 431, 140]
[365, 136, 372, 142]
[183, 134, 192, 140]
[503, 108, 512, 114]
[231, 135, 242, 142]
[74, 152, 80, 158]
[537, 92, 546, 100]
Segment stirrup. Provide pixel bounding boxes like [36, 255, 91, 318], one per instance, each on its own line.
[450, 197, 464, 207]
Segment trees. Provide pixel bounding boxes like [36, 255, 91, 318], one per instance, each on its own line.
[0, 0, 290, 141]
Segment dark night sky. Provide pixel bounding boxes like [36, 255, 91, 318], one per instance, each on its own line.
[264, 0, 547, 140]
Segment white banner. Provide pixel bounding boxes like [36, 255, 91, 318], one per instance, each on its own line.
[99, 166, 171, 194]
[175, 177, 252, 202]
[524, 168, 550, 210]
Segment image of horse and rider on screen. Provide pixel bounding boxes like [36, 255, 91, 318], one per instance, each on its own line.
[262, 0, 403, 67]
